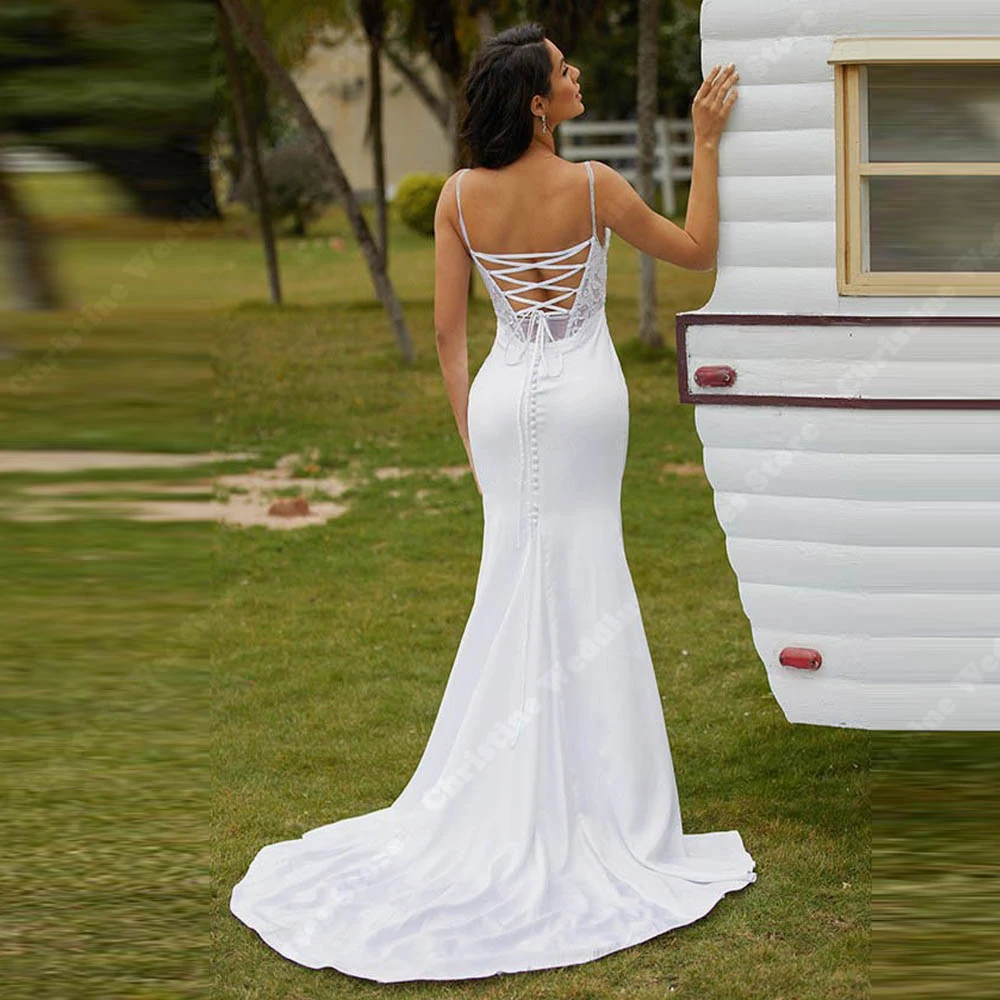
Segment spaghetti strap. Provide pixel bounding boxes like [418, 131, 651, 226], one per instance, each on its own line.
[455, 168, 472, 251]
[585, 160, 597, 239]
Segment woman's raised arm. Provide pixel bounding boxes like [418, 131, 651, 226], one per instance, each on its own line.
[591, 63, 739, 271]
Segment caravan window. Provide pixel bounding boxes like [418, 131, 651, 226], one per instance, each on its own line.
[829, 38, 1000, 296]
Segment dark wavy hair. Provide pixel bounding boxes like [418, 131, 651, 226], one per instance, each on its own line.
[458, 22, 553, 169]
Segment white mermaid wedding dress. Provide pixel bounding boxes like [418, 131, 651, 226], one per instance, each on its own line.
[229, 160, 757, 982]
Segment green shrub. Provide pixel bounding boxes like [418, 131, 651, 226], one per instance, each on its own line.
[234, 134, 335, 236]
[394, 172, 447, 237]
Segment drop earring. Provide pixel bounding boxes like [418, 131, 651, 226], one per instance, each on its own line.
[541, 111, 548, 134]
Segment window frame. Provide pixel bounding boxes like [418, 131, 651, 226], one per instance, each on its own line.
[829, 37, 1000, 296]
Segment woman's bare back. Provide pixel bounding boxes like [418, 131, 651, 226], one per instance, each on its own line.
[454, 157, 598, 310]
[456, 158, 596, 252]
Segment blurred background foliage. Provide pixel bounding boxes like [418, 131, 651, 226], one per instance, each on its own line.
[0, 0, 706, 318]
[0, 0, 220, 218]
[0, 0, 703, 223]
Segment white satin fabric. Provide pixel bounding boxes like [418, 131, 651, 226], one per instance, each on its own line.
[229, 161, 757, 982]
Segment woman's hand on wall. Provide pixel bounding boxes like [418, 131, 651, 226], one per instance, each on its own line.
[692, 63, 739, 149]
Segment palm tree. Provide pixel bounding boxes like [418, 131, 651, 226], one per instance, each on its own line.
[217, 1, 282, 304]
[217, 0, 415, 362]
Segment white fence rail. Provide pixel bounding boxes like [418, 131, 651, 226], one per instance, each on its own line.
[559, 117, 693, 216]
[0, 147, 88, 173]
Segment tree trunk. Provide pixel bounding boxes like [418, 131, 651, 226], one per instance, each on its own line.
[384, 43, 451, 133]
[221, 101, 245, 202]
[217, 1, 282, 305]
[217, 0, 415, 363]
[371, 39, 387, 269]
[417, 0, 464, 171]
[448, 81, 466, 172]
[636, 0, 662, 349]
[0, 169, 62, 313]
[361, 0, 388, 270]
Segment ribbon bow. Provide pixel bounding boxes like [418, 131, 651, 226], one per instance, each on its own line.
[502, 305, 565, 379]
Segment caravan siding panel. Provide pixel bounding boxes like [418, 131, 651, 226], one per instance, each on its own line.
[719, 176, 835, 222]
[708, 492, 1000, 548]
[703, 36, 838, 84]
[701, 0, 999, 41]
[719, 222, 836, 268]
[766, 675, 1000, 730]
[738, 583, 998, 637]
[685, 0, 1000, 728]
[683, 319, 1000, 400]
[688, 325, 1000, 364]
[697, 405, 1000, 454]
[701, 268, 839, 313]
[715, 82, 833, 131]
[704, 448, 1000, 500]
[727, 539, 1000, 592]
[752, 630, 1000, 685]
[719, 130, 835, 176]
[688, 358, 1000, 399]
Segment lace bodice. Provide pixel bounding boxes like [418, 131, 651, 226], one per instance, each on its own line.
[455, 160, 611, 349]
[455, 160, 614, 554]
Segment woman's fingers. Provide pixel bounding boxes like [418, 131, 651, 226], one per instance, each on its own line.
[714, 66, 738, 91]
[694, 63, 739, 137]
[695, 73, 714, 100]
[710, 64, 737, 87]
[711, 67, 738, 105]
[698, 64, 736, 104]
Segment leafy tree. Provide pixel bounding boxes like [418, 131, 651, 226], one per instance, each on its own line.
[0, 0, 220, 219]
[568, 0, 702, 121]
[233, 133, 336, 235]
[218, 0, 415, 361]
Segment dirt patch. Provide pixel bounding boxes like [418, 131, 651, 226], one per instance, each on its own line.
[215, 470, 353, 498]
[0, 450, 256, 474]
[2, 496, 351, 528]
[23, 481, 214, 496]
[0, 450, 472, 529]
[374, 465, 469, 481]
[132, 497, 352, 528]
[659, 462, 706, 478]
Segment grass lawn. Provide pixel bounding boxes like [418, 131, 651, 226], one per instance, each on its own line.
[1, 172, 871, 1000]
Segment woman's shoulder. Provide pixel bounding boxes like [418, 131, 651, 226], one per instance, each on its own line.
[442, 167, 468, 187]
[586, 158, 621, 185]
[437, 168, 469, 202]
[438, 166, 475, 201]
[434, 167, 481, 233]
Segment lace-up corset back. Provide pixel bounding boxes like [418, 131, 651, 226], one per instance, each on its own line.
[455, 160, 610, 345]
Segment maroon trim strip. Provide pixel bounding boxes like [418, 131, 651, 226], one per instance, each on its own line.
[675, 313, 1000, 409]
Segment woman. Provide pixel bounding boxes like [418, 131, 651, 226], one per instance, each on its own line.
[230, 22, 746, 984]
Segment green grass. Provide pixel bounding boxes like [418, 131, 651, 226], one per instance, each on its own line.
[206, 303, 869, 1000]
[1, 517, 211, 1000]
[1, 172, 869, 1000]
[871, 736, 1000, 1000]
